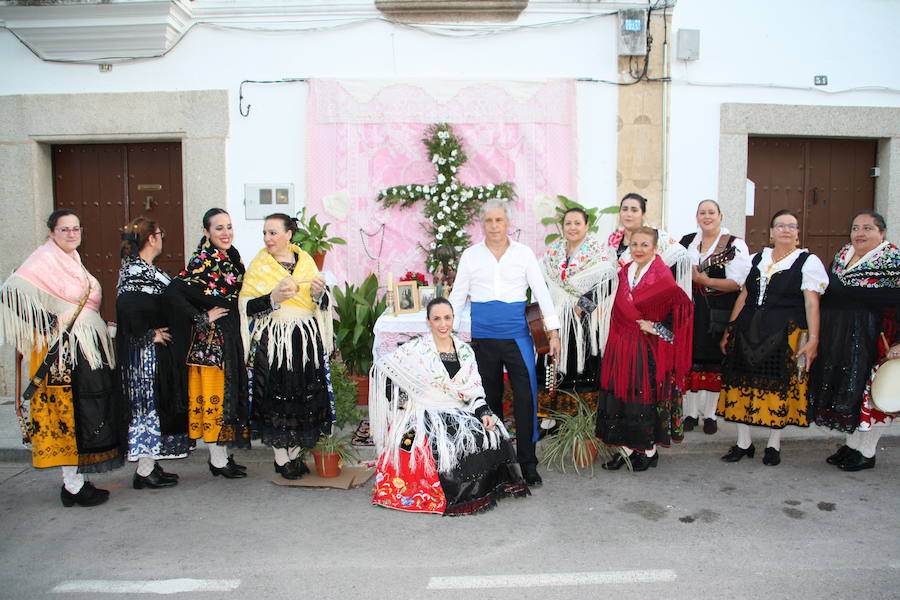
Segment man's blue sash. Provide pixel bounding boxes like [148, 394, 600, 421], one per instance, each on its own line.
[471, 300, 538, 443]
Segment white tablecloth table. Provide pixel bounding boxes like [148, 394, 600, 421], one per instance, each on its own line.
[372, 305, 472, 362]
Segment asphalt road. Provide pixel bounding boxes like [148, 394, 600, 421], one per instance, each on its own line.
[1, 436, 898, 600]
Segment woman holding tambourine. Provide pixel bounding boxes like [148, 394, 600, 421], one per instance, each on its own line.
[808, 210, 900, 471]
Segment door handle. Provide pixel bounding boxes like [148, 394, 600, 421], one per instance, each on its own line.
[144, 196, 154, 211]
[810, 187, 818, 205]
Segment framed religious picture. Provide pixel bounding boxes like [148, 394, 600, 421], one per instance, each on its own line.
[418, 285, 436, 307]
[394, 280, 420, 314]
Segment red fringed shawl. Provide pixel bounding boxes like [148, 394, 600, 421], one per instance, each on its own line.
[601, 256, 693, 404]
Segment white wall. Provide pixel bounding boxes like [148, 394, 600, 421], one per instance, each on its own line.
[0, 13, 620, 257]
[668, 0, 900, 238]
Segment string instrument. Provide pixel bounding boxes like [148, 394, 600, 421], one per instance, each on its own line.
[698, 244, 736, 273]
[526, 303, 557, 400]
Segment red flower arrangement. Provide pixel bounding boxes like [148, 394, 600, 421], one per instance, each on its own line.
[401, 271, 428, 287]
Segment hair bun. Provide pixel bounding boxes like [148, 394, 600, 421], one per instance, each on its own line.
[121, 232, 138, 242]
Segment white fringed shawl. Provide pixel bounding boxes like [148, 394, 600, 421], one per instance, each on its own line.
[0, 240, 113, 370]
[612, 228, 692, 297]
[541, 235, 618, 373]
[368, 334, 507, 474]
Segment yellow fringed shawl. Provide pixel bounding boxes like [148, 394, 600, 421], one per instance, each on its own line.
[238, 244, 333, 368]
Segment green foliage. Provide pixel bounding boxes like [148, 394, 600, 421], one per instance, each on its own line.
[377, 123, 516, 273]
[313, 432, 358, 463]
[291, 207, 347, 255]
[332, 273, 388, 376]
[329, 355, 361, 430]
[539, 391, 627, 475]
[540, 195, 620, 245]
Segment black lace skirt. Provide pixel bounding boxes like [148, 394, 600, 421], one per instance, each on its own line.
[250, 326, 332, 449]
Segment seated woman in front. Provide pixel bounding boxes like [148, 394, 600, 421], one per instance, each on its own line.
[369, 297, 529, 516]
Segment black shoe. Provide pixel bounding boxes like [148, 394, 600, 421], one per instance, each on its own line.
[228, 454, 247, 472]
[721, 444, 755, 462]
[152, 463, 179, 481]
[837, 449, 875, 472]
[208, 461, 248, 479]
[683, 416, 698, 432]
[293, 458, 310, 476]
[133, 469, 178, 490]
[523, 464, 542, 487]
[602, 453, 628, 471]
[703, 418, 718, 435]
[826, 444, 853, 466]
[274, 460, 302, 480]
[762, 447, 781, 466]
[631, 452, 659, 472]
[60, 481, 110, 507]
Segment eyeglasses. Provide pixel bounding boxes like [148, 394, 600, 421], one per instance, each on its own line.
[772, 223, 798, 231]
[151, 231, 166, 239]
[55, 226, 84, 234]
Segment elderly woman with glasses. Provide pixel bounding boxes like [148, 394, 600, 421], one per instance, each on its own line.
[717, 209, 828, 467]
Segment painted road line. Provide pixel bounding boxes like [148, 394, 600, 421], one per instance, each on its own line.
[51, 579, 241, 595]
[427, 569, 677, 589]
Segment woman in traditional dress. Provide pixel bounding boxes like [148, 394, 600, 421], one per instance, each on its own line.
[370, 297, 528, 515]
[809, 210, 899, 471]
[117, 217, 191, 489]
[718, 209, 828, 466]
[595, 227, 693, 471]
[607, 193, 691, 296]
[0, 209, 124, 507]
[679, 200, 751, 435]
[538, 207, 617, 416]
[239, 213, 333, 480]
[164, 208, 250, 478]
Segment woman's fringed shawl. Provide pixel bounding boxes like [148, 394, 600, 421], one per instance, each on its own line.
[832, 241, 900, 291]
[601, 256, 693, 404]
[238, 245, 334, 368]
[542, 235, 618, 373]
[609, 228, 692, 297]
[368, 334, 507, 475]
[0, 239, 113, 370]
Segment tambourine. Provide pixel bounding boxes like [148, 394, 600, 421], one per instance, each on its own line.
[870, 358, 900, 416]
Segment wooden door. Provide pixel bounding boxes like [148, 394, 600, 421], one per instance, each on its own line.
[52, 142, 184, 320]
[746, 137, 876, 263]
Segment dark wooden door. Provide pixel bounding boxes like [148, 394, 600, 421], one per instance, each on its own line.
[746, 137, 877, 263]
[52, 142, 184, 320]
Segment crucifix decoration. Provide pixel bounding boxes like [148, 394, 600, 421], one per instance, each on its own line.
[377, 123, 516, 275]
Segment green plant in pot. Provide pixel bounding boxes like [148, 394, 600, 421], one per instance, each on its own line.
[332, 273, 388, 405]
[539, 391, 628, 474]
[311, 432, 358, 478]
[329, 355, 361, 430]
[540, 195, 619, 245]
[292, 207, 346, 270]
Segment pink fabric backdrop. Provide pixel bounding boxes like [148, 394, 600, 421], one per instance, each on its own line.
[305, 79, 576, 285]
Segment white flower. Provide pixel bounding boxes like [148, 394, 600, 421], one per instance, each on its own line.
[450, 166, 457, 173]
[438, 225, 446, 233]
[406, 185, 412, 191]
[415, 186, 422, 192]
[487, 184, 495, 191]
[452, 202, 459, 210]
[455, 246, 462, 252]
[432, 154, 439, 163]
[430, 242, 436, 249]
[450, 184, 457, 191]
[436, 233, 443, 240]
[438, 157, 446, 165]
[441, 193, 449, 200]
[437, 173, 446, 184]
[451, 149, 457, 156]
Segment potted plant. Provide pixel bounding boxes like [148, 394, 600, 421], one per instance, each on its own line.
[332, 274, 388, 405]
[291, 207, 346, 269]
[539, 391, 627, 474]
[311, 432, 357, 478]
[329, 355, 362, 429]
[540, 195, 619, 245]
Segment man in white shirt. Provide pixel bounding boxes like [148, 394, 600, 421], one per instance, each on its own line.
[449, 200, 561, 486]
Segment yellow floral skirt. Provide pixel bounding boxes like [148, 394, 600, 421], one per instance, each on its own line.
[717, 328, 809, 428]
[188, 365, 226, 443]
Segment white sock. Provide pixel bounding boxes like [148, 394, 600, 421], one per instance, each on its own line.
[845, 429, 863, 451]
[683, 392, 700, 419]
[857, 428, 884, 459]
[208, 444, 229, 468]
[288, 446, 302, 461]
[701, 390, 718, 421]
[766, 429, 782, 451]
[736, 424, 752, 449]
[61, 466, 84, 494]
[136, 456, 156, 477]
[274, 448, 290, 466]
[645, 446, 657, 457]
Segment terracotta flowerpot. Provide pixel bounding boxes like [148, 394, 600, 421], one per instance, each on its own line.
[573, 438, 599, 468]
[311, 450, 342, 478]
[312, 251, 326, 270]
[349, 375, 369, 406]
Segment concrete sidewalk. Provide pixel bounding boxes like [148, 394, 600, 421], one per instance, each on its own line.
[2, 395, 896, 463]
